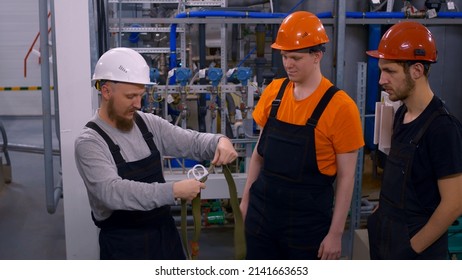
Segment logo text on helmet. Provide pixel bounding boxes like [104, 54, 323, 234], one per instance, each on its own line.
[119, 65, 128, 73]
[300, 31, 308, 39]
[414, 49, 426, 57]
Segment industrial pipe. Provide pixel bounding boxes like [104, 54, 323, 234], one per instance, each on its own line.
[346, 11, 406, 18]
[348, 11, 462, 18]
[50, 0, 61, 144]
[365, 24, 382, 150]
[198, 24, 208, 132]
[0, 121, 11, 167]
[39, 0, 62, 214]
[437, 12, 462, 17]
[0, 120, 11, 184]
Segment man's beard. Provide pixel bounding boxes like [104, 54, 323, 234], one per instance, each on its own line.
[400, 72, 415, 100]
[388, 71, 415, 102]
[107, 98, 134, 131]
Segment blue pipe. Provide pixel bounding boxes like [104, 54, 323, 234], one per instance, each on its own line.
[366, 24, 382, 150]
[317, 12, 334, 18]
[346, 12, 406, 18]
[316, 11, 406, 18]
[237, 47, 256, 68]
[437, 12, 462, 18]
[346, 11, 462, 18]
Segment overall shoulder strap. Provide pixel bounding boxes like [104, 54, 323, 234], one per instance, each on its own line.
[269, 78, 290, 118]
[85, 121, 125, 164]
[411, 106, 449, 146]
[307, 85, 339, 127]
[393, 106, 406, 134]
[134, 112, 157, 152]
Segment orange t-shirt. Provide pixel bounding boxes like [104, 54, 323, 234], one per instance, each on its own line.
[253, 77, 365, 176]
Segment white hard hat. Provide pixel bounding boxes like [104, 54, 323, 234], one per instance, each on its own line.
[92, 47, 153, 86]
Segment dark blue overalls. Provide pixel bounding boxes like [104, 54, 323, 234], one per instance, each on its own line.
[367, 106, 449, 259]
[86, 113, 185, 260]
[245, 79, 338, 259]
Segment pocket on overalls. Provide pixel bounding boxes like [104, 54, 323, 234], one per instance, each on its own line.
[367, 212, 416, 259]
[263, 133, 306, 181]
[387, 219, 417, 260]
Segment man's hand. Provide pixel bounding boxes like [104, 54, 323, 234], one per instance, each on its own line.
[212, 137, 238, 166]
[173, 179, 206, 202]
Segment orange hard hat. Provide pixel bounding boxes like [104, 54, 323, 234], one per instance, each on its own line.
[271, 11, 329, 51]
[366, 21, 437, 62]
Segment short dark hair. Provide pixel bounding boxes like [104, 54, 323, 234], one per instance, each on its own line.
[289, 44, 326, 54]
[397, 61, 431, 76]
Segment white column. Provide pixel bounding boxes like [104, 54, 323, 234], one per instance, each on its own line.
[54, 0, 99, 259]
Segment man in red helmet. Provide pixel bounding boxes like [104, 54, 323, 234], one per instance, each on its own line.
[239, 11, 364, 260]
[366, 21, 462, 259]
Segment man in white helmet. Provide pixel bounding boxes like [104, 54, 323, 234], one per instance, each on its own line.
[74, 47, 237, 260]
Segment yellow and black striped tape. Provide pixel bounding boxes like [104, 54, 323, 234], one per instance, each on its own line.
[0, 86, 54, 91]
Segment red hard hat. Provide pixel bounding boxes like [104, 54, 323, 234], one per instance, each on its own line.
[366, 21, 437, 62]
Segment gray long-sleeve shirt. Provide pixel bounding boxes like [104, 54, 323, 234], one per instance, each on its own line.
[74, 110, 222, 221]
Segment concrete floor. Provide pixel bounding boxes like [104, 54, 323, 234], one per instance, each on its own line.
[0, 151, 66, 259]
[0, 116, 65, 259]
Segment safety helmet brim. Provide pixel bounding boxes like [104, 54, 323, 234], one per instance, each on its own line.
[365, 50, 383, 59]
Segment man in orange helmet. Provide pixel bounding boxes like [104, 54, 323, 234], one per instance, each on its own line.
[366, 21, 462, 259]
[239, 11, 364, 260]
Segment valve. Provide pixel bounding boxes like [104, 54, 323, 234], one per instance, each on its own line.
[236, 67, 252, 86]
[175, 67, 192, 86]
[207, 67, 223, 87]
